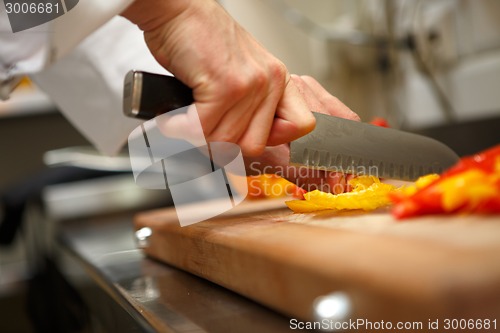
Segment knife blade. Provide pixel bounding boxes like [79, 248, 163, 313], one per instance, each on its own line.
[123, 70, 459, 181]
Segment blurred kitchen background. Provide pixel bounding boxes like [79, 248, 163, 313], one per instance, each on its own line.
[220, 0, 500, 141]
[1, 0, 499, 332]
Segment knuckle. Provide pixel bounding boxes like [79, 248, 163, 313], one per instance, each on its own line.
[271, 60, 287, 78]
[224, 76, 250, 98]
[225, 59, 287, 98]
[291, 74, 306, 91]
[270, 61, 288, 85]
[252, 68, 267, 89]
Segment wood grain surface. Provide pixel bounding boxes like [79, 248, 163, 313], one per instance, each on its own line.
[134, 199, 500, 325]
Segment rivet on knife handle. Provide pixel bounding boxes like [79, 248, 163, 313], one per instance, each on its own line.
[123, 70, 194, 120]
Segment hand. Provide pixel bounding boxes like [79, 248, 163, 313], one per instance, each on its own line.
[122, 0, 315, 156]
[245, 75, 360, 194]
[122, 1, 360, 193]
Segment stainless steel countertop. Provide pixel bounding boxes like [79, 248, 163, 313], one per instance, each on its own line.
[55, 212, 301, 333]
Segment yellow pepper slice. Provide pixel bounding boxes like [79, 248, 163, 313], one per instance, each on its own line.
[439, 169, 498, 212]
[286, 175, 398, 213]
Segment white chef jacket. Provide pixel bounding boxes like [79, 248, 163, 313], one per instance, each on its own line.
[0, 0, 170, 155]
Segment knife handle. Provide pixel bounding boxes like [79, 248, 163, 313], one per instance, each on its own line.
[123, 70, 194, 120]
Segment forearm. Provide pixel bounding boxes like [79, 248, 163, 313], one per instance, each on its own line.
[121, 0, 238, 78]
[121, 0, 195, 32]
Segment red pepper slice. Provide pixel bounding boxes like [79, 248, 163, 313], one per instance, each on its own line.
[391, 144, 500, 219]
[370, 117, 390, 128]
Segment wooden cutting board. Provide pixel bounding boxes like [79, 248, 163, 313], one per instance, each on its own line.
[134, 199, 500, 325]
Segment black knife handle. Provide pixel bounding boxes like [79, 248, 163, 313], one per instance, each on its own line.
[123, 70, 194, 120]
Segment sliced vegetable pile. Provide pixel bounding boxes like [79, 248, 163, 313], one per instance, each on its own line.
[285, 176, 396, 213]
[390, 145, 500, 218]
[246, 145, 499, 219]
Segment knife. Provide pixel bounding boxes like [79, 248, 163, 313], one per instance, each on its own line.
[123, 70, 459, 181]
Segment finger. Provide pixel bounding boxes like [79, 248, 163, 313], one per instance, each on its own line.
[155, 104, 207, 146]
[237, 88, 281, 156]
[194, 100, 237, 139]
[266, 80, 316, 146]
[300, 75, 360, 121]
[193, 78, 251, 138]
[290, 74, 325, 114]
[206, 91, 260, 145]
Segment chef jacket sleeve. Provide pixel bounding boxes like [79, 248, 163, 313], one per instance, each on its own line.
[2, 0, 170, 155]
[0, 6, 49, 97]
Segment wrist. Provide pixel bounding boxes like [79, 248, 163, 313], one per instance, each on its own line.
[121, 0, 195, 31]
